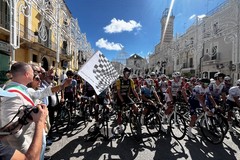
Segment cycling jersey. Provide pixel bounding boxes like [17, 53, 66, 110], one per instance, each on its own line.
[227, 86, 240, 102]
[191, 85, 211, 99]
[141, 86, 155, 99]
[116, 78, 135, 96]
[168, 79, 183, 96]
[209, 82, 225, 99]
[159, 80, 168, 93]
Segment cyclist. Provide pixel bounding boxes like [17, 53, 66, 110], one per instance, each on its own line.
[226, 79, 240, 132]
[208, 72, 226, 106]
[61, 70, 77, 116]
[184, 77, 198, 96]
[187, 78, 217, 138]
[94, 87, 112, 131]
[223, 76, 232, 95]
[158, 74, 168, 103]
[115, 67, 141, 133]
[131, 74, 141, 96]
[165, 72, 188, 115]
[140, 78, 162, 124]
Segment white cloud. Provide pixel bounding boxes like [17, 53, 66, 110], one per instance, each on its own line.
[95, 38, 123, 51]
[189, 14, 196, 20]
[198, 14, 206, 19]
[104, 18, 142, 33]
[189, 14, 206, 21]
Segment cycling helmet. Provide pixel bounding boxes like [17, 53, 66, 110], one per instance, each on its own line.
[132, 74, 137, 79]
[224, 76, 231, 81]
[190, 77, 197, 82]
[172, 72, 181, 78]
[236, 79, 240, 86]
[145, 79, 154, 86]
[150, 72, 156, 76]
[123, 67, 131, 73]
[200, 78, 210, 84]
[160, 74, 167, 78]
[214, 72, 225, 79]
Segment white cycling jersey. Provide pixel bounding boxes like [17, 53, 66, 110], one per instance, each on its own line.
[227, 86, 240, 102]
[191, 85, 211, 99]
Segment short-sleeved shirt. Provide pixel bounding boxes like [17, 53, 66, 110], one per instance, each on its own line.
[116, 78, 135, 96]
[141, 86, 155, 99]
[227, 86, 240, 102]
[191, 85, 211, 100]
[209, 82, 225, 99]
[64, 79, 77, 93]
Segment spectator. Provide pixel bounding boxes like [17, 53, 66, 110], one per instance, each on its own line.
[0, 62, 37, 153]
[0, 87, 48, 160]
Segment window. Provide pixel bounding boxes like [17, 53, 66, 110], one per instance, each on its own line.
[213, 22, 219, 34]
[189, 58, 193, 67]
[211, 46, 217, 60]
[32, 54, 37, 62]
[176, 59, 179, 65]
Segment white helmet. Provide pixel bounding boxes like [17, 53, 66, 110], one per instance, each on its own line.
[172, 72, 181, 78]
[145, 79, 154, 86]
[160, 74, 167, 78]
[236, 79, 240, 86]
[150, 72, 156, 76]
[224, 76, 231, 81]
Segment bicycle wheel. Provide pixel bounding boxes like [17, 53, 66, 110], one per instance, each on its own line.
[111, 113, 127, 136]
[55, 107, 71, 133]
[200, 116, 224, 145]
[215, 113, 229, 135]
[169, 112, 187, 140]
[129, 115, 142, 141]
[145, 113, 162, 137]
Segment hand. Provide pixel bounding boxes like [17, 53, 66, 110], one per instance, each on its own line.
[31, 104, 48, 124]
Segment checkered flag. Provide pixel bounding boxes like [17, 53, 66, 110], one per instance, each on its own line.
[78, 51, 119, 95]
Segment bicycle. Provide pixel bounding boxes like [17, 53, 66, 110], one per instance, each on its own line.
[182, 107, 225, 145]
[111, 102, 142, 141]
[159, 101, 187, 140]
[78, 95, 96, 125]
[87, 104, 110, 141]
[52, 100, 71, 134]
[140, 102, 162, 137]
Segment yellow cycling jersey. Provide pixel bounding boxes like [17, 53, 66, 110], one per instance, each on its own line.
[116, 78, 135, 95]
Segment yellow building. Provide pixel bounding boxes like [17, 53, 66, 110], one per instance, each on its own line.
[0, 0, 89, 84]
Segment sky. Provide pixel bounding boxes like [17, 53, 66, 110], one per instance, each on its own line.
[65, 0, 226, 61]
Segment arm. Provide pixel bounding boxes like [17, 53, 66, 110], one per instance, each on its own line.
[130, 80, 140, 101]
[11, 105, 47, 160]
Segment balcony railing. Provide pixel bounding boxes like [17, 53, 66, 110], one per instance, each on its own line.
[0, 19, 59, 51]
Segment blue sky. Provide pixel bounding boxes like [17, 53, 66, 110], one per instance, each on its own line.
[65, 0, 226, 61]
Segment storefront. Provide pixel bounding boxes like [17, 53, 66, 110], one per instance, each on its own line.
[0, 40, 11, 85]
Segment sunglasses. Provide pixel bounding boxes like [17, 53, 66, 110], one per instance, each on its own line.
[34, 77, 40, 81]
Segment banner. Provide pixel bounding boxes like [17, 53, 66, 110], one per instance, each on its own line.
[78, 50, 119, 95]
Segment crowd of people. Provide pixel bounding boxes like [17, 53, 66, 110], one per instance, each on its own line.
[1, 62, 240, 160]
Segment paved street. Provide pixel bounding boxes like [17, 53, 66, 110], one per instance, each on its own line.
[45, 118, 240, 160]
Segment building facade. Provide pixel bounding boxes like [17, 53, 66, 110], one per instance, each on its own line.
[150, 0, 240, 82]
[0, 0, 92, 83]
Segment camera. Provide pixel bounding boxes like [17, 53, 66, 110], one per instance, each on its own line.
[18, 105, 39, 125]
